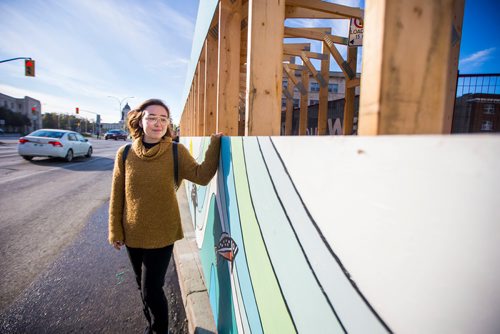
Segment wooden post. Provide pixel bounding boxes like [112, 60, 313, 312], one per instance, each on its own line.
[205, 36, 218, 135]
[198, 54, 206, 136]
[285, 81, 294, 135]
[343, 46, 357, 135]
[358, 0, 465, 135]
[245, 0, 285, 136]
[194, 71, 199, 136]
[317, 42, 330, 135]
[217, 0, 241, 136]
[299, 69, 309, 135]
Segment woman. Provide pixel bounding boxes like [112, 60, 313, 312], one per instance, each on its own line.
[108, 98, 221, 334]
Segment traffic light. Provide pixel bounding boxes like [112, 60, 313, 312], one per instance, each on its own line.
[31, 107, 37, 114]
[25, 59, 35, 77]
[75, 107, 79, 114]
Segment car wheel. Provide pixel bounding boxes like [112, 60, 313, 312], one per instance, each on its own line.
[114, 137, 117, 140]
[85, 147, 93, 158]
[22, 156, 33, 161]
[65, 149, 73, 162]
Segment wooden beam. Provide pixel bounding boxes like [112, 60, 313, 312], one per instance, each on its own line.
[283, 43, 311, 52]
[318, 42, 330, 135]
[285, 27, 348, 46]
[194, 70, 199, 136]
[285, 5, 346, 19]
[205, 35, 217, 135]
[323, 34, 355, 80]
[197, 53, 206, 136]
[343, 46, 357, 135]
[286, 63, 306, 71]
[346, 78, 360, 89]
[217, 0, 242, 135]
[299, 69, 309, 135]
[443, 0, 465, 133]
[300, 52, 327, 87]
[285, 82, 294, 135]
[283, 49, 328, 60]
[283, 64, 307, 95]
[285, 0, 364, 19]
[245, 0, 285, 136]
[358, 0, 465, 135]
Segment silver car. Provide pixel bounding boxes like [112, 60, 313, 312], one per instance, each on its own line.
[18, 129, 93, 162]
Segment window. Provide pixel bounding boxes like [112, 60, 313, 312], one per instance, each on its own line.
[328, 83, 339, 93]
[293, 99, 300, 108]
[68, 133, 77, 141]
[483, 104, 495, 115]
[481, 120, 493, 131]
[309, 99, 319, 105]
[310, 82, 320, 92]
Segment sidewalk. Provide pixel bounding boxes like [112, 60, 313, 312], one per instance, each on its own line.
[174, 185, 217, 334]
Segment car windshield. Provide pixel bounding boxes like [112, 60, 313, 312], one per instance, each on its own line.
[29, 130, 65, 138]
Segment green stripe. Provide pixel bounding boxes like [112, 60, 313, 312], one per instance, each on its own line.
[231, 138, 295, 333]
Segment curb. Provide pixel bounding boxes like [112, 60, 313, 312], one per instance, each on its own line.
[174, 186, 217, 334]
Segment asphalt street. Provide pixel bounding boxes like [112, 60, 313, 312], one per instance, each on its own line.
[0, 202, 187, 334]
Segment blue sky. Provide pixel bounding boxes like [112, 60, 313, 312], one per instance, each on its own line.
[0, 0, 498, 124]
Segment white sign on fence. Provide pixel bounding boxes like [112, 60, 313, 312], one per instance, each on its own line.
[349, 18, 364, 47]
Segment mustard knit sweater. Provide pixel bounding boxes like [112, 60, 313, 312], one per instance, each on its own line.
[108, 136, 221, 249]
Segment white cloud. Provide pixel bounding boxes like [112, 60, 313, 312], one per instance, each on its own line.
[459, 48, 496, 68]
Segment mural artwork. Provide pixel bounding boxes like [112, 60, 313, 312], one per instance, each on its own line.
[181, 136, 391, 334]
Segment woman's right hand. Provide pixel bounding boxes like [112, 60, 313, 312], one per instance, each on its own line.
[113, 241, 124, 250]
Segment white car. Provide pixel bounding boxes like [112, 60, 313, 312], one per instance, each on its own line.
[18, 129, 93, 162]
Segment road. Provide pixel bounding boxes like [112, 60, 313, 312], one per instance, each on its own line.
[0, 137, 187, 333]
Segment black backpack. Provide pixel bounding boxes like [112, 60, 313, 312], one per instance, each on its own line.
[122, 142, 179, 189]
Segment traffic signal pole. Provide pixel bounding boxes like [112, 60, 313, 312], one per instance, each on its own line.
[0, 57, 35, 77]
[76, 108, 102, 137]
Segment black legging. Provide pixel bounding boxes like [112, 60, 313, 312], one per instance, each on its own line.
[126, 244, 174, 334]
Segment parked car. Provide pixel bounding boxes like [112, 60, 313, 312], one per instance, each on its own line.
[104, 129, 128, 140]
[18, 129, 92, 162]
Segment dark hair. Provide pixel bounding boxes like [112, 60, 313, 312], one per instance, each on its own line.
[127, 99, 174, 139]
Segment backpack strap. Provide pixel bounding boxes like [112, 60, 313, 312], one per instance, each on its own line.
[122, 143, 132, 168]
[172, 142, 179, 188]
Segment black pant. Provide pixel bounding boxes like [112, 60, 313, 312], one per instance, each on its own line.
[126, 245, 174, 334]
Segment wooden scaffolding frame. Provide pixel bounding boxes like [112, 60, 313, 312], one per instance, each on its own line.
[180, 0, 464, 136]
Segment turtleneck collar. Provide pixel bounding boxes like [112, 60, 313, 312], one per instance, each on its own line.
[132, 136, 172, 161]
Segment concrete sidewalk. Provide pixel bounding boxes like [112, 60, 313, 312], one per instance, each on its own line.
[174, 185, 217, 334]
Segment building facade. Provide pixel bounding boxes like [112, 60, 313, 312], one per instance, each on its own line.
[0, 92, 42, 132]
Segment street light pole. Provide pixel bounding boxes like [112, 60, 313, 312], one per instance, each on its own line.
[107, 96, 134, 124]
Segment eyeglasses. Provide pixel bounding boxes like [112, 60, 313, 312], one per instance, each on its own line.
[144, 116, 169, 125]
